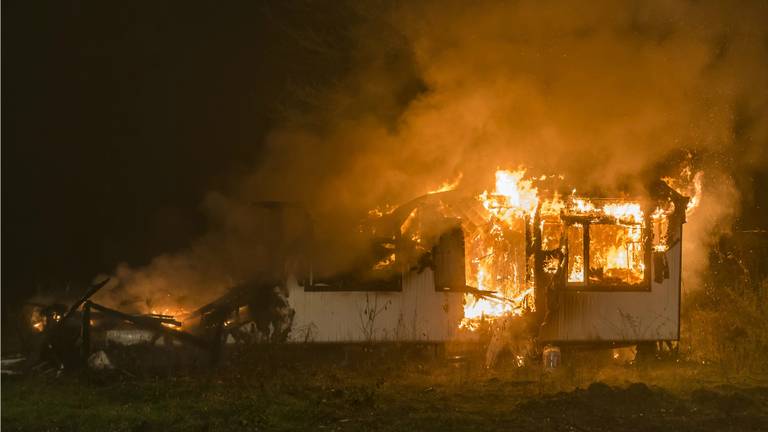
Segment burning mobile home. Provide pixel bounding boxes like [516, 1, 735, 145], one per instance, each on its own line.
[24, 169, 694, 368]
[250, 169, 692, 350]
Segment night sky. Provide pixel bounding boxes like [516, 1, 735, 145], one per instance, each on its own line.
[3, 1, 767, 305]
[3, 2, 358, 301]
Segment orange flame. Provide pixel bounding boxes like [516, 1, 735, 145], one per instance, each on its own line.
[602, 202, 644, 223]
[480, 169, 539, 220]
[461, 169, 538, 331]
[428, 172, 464, 194]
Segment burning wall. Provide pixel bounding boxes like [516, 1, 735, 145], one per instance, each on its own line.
[346, 165, 694, 340]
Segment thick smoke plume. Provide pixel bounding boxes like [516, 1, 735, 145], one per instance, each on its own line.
[96, 0, 767, 310]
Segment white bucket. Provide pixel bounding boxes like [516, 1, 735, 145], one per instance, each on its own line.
[542, 345, 561, 370]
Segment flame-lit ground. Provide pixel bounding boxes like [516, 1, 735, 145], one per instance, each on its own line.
[3, 346, 767, 431]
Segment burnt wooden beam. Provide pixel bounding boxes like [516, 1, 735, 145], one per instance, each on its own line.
[81, 302, 91, 360]
[36, 279, 108, 370]
[458, 286, 520, 304]
[583, 222, 590, 286]
[140, 314, 182, 327]
[61, 278, 110, 323]
[210, 321, 225, 367]
[87, 302, 209, 350]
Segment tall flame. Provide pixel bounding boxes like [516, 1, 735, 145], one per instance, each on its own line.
[479, 169, 539, 221]
[461, 169, 538, 331]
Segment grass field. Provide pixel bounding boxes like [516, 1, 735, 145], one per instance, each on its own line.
[3, 345, 768, 432]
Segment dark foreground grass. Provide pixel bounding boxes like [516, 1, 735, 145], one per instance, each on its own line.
[3, 346, 768, 432]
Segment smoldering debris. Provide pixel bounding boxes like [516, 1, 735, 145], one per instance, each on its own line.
[17, 273, 304, 376]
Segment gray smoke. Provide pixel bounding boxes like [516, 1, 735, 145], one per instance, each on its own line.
[96, 0, 767, 309]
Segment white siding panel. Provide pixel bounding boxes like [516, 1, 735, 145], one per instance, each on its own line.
[285, 269, 466, 342]
[540, 240, 681, 342]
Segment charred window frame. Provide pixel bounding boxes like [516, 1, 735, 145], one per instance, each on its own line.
[433, 226, 467, 292]
[563, 217, 652, 292]
[303, 237, 404, 292]
[305, 226, 466, 293]
[300, 222, 404, 292]
[304, 273, 402, 292]
[294, 193, 476, 293]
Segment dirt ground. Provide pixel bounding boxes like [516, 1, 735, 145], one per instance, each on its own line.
[2, 345, 768, 432]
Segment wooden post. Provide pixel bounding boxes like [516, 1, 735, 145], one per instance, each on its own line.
[81, 301, 91, 361]
[210, 321, 224, 367]
[583, 222, 590, 286]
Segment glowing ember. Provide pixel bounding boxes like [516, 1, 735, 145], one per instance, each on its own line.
[150, 307, 187, 317]
[30, 309, 45, 332]
[367, 204, 396, 219]
[373, 253, 397, 270]
[400, 208, 419, 236]
[161, 322, 182, 330]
